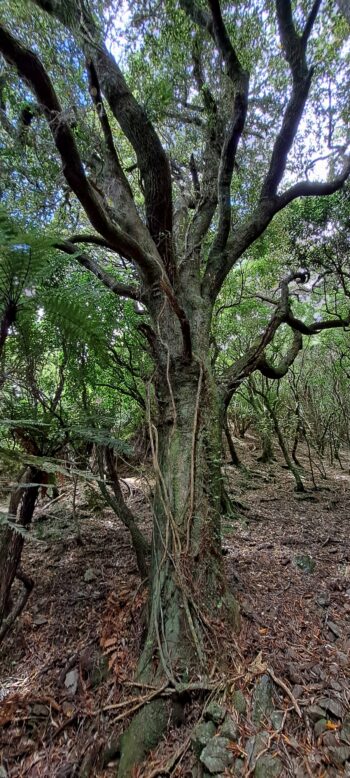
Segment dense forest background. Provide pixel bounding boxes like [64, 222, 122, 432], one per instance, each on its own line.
[0, 0, 349, 776]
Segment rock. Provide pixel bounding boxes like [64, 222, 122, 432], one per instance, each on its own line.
[316, 592, 330, 607]
[33, 614, 48, 626]
[306, 704, 327, 722]
[31, 703, 49, 717]
[191, 721, 216, 757]
[317, 697, 344, 720]
[233, 690, 247, 715]
[322, 732, 338, 748]
[220, 714, 238, 741]
[291, 684, 303, 700]
[247, 732, 269, 766]
[314, 718, 328, 737]
[327, 621, 342, 638]
[234, 758, 245, 775]
[271, 710, 284, 731]
[255, 754, 283, 777]
[341, 715, 350, 745]
[200, 737, 234, 774]
[252, 675, 273, 726]
[205, 702, 226, 724]
[64, 668, 79, 696]
[84, 568, 97, 583]
[329, 680, 343, 692]
[294, 554, 316, 573]
[327, 745, 350, 767]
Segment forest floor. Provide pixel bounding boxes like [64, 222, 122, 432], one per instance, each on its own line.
[0, 439, 349, 777]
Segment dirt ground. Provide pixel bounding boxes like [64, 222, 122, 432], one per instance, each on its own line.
[0, 439, 349, 777]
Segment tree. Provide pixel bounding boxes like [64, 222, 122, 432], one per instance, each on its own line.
[0, 0, 349, 772]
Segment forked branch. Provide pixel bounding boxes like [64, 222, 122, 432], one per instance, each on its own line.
[0, 24, 163, 287]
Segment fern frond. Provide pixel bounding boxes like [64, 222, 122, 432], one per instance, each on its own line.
[70, 425, 132, 454]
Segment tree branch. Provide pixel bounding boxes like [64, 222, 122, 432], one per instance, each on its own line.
[180, 37, 221, 277]
[55, 241, 141, 300]
[221, 272, 308, 401]
[32, 0, 175, 279]
[221, 268, 350, 402]
[86, 58, 134, 202]
[179, 0, 213, 33]
[302, 0, 323, 46]
[206, 0, 249, 256]
[0, 23, 163, 287]
[259, 0, 318, 201]
[285, 311, 350, 334]
[276, 161, 350, 208]
[257, 329, 303, 378]
[67, 234, 115, 250]
[202, 162, 350, 301]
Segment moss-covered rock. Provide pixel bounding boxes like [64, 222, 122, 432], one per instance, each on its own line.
[191, 721, 216, 757]
[220, 714, 238, 741]
[205, 701, 226, 724]
[254, 754, 283, 777]
[233, 690, 247, 715]
[200, 737, 234, 774]
[252, 675, 273, 726]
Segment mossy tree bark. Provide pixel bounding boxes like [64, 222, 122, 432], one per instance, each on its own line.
[118, 314, 239, 777]
[0, 466, 41, 641]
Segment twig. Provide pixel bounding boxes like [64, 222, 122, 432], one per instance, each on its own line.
[51, 712, 79, 740]
[246, 733, 277, 777]
[113, 683, 168, 723]
[144, 733, 192, 777]
[103, 683, 169, 714]
[35, 489, 70, 516]
[267, 667, 302, 718]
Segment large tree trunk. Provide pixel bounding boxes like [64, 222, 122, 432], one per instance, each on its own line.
[118, 359, 239, 776]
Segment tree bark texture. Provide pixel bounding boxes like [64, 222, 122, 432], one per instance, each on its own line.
[0, 467, 41, 639]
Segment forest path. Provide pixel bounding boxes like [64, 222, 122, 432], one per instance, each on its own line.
[0, 445, 349, 776]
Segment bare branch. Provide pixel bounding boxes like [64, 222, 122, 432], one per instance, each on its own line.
[67, 234, 115, 250]
[302, 0, 323, 46]
[32, 0, 175, 278]
[221, 267, 350, 402]
[221, 272, 309, 401]
[179, 0, 213, 32]
[286, 311, 350, 334]
[86, 58, 134, 201]
[55, 241, 141, 300]
[257, 330, 303, 378]
[0, 24, 164, 287]
[259, 0, 317, 201]
[203, 161, 350, 301]
[180, 38, 221, 272]
[276, 160, 350, 208]
[206, 0, 249, 256]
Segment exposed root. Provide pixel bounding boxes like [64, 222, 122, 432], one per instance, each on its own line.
[117, 698, 169, 778]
